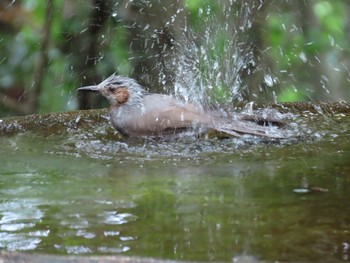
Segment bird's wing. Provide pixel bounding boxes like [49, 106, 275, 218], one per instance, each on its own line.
[119, 94, 285, 138]
[115, 94, 211, 136]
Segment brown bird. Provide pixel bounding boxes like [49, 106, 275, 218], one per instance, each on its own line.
[77, 74, 286, 138]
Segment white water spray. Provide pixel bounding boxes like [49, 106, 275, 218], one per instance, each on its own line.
[116, 0, 266, 108]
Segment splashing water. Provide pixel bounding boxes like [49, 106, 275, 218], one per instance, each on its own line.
[113, 0, 350, 105]
[171, 2, 264, 108]
[115, 0, 265, 108]
[165, 1, 263, 108]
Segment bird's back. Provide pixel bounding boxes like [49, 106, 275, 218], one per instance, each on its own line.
[110, 93, 216, 136]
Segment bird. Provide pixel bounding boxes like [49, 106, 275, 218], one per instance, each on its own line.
[77, 73, 286, 138]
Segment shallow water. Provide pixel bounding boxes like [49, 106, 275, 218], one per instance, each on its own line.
[0, 106, 349, 262]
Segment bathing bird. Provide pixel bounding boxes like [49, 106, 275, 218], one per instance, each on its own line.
[77, 74, 285, 138]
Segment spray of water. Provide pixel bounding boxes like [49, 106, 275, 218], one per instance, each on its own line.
[116, 0, 265, 109]
[162, 1, 264, 108]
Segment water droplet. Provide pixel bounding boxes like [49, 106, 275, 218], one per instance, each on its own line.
[299, 52, 307, 63]
[120, 236, 136, 241]
[104, 231, 120, 236]
[198, 8, 203, 16]
[329, 35, 335, 47]
[293, 188, 310, 194]
[272, 91, 277, 104]
[143, 24, 150, 31]
[264, 74, 274, 87]
[75, 116, 81, 123]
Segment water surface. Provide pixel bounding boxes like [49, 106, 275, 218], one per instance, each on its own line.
[0, 106, 349, 262]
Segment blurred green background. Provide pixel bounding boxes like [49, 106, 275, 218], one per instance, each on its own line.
[0, 0, 349, 117]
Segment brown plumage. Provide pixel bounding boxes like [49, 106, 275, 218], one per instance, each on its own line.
[78, 74, 286, 138]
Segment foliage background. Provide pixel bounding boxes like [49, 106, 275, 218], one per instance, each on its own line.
[0, 0, 349, 117]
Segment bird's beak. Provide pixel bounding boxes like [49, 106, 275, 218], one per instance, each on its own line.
[77, 85, 100, 92]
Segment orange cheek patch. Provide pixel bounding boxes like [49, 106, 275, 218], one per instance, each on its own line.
[115, 87, 129, 105]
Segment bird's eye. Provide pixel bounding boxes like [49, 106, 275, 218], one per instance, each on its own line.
[113, 81, 122, 85]
[108, 86, 115, 92]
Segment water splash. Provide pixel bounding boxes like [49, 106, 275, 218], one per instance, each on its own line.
[165, 1, 263, 108]
[115, 0, 265, 108]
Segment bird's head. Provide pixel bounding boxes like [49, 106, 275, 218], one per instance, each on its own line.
[77, 74, 148, 107]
